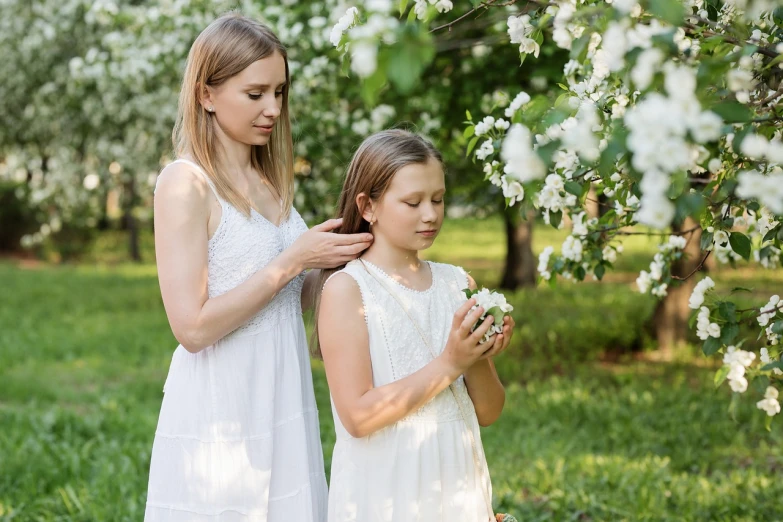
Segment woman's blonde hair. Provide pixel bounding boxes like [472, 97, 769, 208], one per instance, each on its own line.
[312, 129, 443, 357]
[173, 12, 294, 218]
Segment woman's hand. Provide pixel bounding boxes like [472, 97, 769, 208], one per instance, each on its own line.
[288, 218, 373, 270]
[439, 298, 499, 374]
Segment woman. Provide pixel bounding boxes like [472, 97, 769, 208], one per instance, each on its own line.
[145, 13, 372, 522]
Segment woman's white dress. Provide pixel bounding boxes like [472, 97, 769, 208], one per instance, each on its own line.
[326, 259, 493, 522]
[145, 159, 328, 522]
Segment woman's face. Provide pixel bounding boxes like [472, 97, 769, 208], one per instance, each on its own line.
[203, 52, 287, 147]
[366, 158, 446, 252]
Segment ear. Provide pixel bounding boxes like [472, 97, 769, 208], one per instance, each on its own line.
[356, 193, 376, 223]
[198, 82, 215, 112]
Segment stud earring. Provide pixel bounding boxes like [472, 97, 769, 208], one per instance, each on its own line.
[207, 106, 214, 112]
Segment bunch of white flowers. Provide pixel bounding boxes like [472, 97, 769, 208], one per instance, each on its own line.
[504, 91, 531, 119]
[636, 238, 691, 296]
[500, 124, 547, 183]
[757, 295, 781, 327]
[756, 386, 781, 417]
[464, 287, 514, 344]
[330, 7, 358, 47]
[696, 306, 721, 340]
[736, 168, 783, 215]
[723, 345, 756, 393]
[688, 276, 716, 309]
[506, 15, 539, 57]
[413, 0, 453, 20]
[538, 246, 554, 281]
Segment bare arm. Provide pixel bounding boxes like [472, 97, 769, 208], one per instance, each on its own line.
[462, 274, 513, 427]
[154, 164, 372, 353]
[319, 273, 496, 438]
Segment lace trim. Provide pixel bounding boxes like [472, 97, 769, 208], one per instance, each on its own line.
[360, 259, 436, 294]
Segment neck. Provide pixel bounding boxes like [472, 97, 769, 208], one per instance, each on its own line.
[214, 126, 254, 177]
[360, 235, 423, 274]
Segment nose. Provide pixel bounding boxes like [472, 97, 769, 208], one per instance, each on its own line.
[263, 97, 281, 119]
[421, 202, 438, 223]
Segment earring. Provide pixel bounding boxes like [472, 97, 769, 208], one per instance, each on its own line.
[207, 106, 214, 112]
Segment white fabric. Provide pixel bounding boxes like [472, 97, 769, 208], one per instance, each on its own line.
[326, 260, 493, 522]
[145, 159, 327, 522]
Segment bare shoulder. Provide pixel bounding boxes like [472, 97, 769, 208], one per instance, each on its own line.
[321, 271, 363, 310]
[466, 272, 478, 290]
[154, 162, 211, 210]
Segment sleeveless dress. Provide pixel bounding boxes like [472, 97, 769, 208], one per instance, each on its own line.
[145, 159, 328, 522]
[325, 259, 494, 522]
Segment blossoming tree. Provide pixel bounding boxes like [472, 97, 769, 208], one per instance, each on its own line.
[333, 0, 783, 423]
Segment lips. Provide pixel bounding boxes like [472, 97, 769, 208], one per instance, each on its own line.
[417, 229, 438, 237]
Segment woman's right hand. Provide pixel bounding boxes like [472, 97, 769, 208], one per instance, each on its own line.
[289, 218, 374, 270]
[439, 298, 499, 374]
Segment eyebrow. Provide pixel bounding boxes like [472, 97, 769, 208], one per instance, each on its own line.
[402, 189, 447, 197]
[243, 82, 287, 90]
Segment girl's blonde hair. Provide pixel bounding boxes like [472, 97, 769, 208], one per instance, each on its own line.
[173, 12, 294, 218]
[312, 129, 443, 357]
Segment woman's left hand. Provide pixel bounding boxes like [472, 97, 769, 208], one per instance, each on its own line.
[481, 315, 515, 359]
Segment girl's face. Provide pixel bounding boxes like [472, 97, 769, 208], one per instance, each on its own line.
[203, 52, 287, 147]
[366, 158, 446, 251]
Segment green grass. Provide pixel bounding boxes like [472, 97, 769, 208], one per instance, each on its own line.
[2, 218, 783, 520]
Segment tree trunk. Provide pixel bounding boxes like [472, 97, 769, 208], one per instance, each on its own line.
[500, 206, 536, 290]
[123, 174, 141, 262]
[652, 216, 703, 356]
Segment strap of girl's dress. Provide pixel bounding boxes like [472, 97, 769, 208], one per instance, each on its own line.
[358, 259, 495, 521]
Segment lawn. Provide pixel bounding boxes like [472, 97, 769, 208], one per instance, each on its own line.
[1, 219, 782, 521]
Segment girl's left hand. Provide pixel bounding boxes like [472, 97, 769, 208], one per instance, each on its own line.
[481, 315, 515, 359]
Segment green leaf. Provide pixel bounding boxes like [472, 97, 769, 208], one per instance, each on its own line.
[719, 323, 739, 345]
[386, 35, 435, 94]
[466, 136, 479, 158]
[463, 125, 475, 140]
[761, 359, 783, 371]
[772, 321, 783, 335]
[570, 32, 591, 61]
[714, 365, 730, 388]
[700, 231, 714, 251]
[702, 336, 722, 356]
[754, 375, 770, 394]
[550, 210, 563, 230]
[711, 102, 754, 123]
[594, 263, 606, 281]
[398, 0, 410, 16]
[575, 265, 586, 281]
[649, 0, 686, 25]
[564, 181, 582, 197]
[730, 286, 753, 293]
[718, 302, 737, 322]
[485, 306, 505, 326]
[729, 232, 752, 261]
[466, 110, 472, 121]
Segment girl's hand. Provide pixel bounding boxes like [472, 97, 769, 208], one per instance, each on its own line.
[480, 315, 515, 360]
[439, 298, 499, 374]
[288, 218, 373, 270]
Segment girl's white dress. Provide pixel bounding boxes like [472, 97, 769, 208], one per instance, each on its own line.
[326, 259, 493, 522]
[145, 159, 328, 522]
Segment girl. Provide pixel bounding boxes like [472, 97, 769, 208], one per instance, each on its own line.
[146, 13, 372, 522]
[317, 130, 515, 521]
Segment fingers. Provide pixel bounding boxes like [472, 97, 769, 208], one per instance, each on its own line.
[333, 232, 374, 246]
[312, 218, 343, 232]
[451, 298, 476, 330]
[469, 315, 495, 341]
[460, 305, 487, 334]
[338, 242, 372, 257]
[481, 335, 504, 358]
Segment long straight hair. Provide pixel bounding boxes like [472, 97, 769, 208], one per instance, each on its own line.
[312, 129, 443, 357]
[173, 12, 294, 218]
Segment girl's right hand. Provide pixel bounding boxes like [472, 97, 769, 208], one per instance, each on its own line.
[439, 298, 498, 374]
[289, 218, 374, 270]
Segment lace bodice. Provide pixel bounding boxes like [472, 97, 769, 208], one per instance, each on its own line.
[160, 159, 308, 340]
[335, 260, 476, 424]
